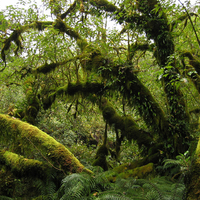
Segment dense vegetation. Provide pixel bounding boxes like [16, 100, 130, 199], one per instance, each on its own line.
[0, 0, 200, 199]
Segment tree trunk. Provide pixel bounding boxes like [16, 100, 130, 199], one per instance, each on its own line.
[0, 114, 92, 175]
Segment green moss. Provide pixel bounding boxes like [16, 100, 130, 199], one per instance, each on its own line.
[90, 0, 119, 12]
[93, 145, 109, 171]
[117, 163, 154, 179]
[42, 93, 56, 110]
[1, 150, 47, 177]
[0, 114, 92, 174]
[93, 155, 108, 171]
[113, 159, 147, 174]
[96, 145, 108, 157]
[34, 63, 58, 74]
[101, 98, 152, 148]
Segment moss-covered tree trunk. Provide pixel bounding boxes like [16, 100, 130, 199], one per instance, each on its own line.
[117, 0, 191, 156]
[0, 150, 49, 178]
[0, 114, 92, 175]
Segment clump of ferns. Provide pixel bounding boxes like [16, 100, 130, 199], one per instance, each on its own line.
[0, 196, 14, 200]
[34, 170, 57, 200]
[54, 172, 111, 200]
[54, 172, 169, 200]
[163, 150, 191, 180]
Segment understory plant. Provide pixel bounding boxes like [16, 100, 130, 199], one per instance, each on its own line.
[51, 169, 185, 200]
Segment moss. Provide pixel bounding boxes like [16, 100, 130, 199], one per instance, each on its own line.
[182, 51, 200, 75]
[34, 63, 58, 74]
[93, 155, 108, 171]
[90, 0, 119, 12]
[101, 98, 125, 129]
[0, 114, 92, 174]
[113, 159, 147, 174]
[96, 145, 108, 157]
[42, 93, 56, 110]
[55, 81, 104, 98]
[101, 98, 153, 148]
[0, 150, 48, 178]
[1, 22, 52, 62]
[117, 163, 154, 179]
[93, 145, 108, 171]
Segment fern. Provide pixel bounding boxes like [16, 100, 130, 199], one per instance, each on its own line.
[54, 172, 185, 200]
[55, 173, 92, 200]
[33, 171, 56, 199]
[163, 151, 191, 175]
[0, 196, 14, 200]
[96, 192, 133, 200]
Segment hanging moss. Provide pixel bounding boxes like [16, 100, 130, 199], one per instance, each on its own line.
[23, 86, 40, 124]
[0, 114, 92, 174]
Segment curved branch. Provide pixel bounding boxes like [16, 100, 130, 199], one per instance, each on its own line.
[60, 1, 77, 19]
[0, 150, 49, 178]
[0, 114, 92, 174]
[1, 21, 53, 62]
[181, 51, 200, 75]
[84, 0, 119, 12]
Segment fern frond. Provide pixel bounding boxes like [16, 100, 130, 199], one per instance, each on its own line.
[97, 191, 133, 200]
[0, 196, 14, 200]
[163, 159, 181, 169]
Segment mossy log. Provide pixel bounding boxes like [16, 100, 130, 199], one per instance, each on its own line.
[0, 150, 48, 178]
[107, 163, 154, 182]
[0, 114, 92, 174]
[117, 163, 154, 179]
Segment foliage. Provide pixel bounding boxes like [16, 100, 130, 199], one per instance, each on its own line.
[53, 172, 185, 200]
[163, 150, 191, 178]
[1, 0, 200, 198]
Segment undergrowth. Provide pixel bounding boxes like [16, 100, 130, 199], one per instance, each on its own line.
[47, 168, 185, 200]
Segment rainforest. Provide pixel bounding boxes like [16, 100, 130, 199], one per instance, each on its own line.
[0, 0, 200, 199]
